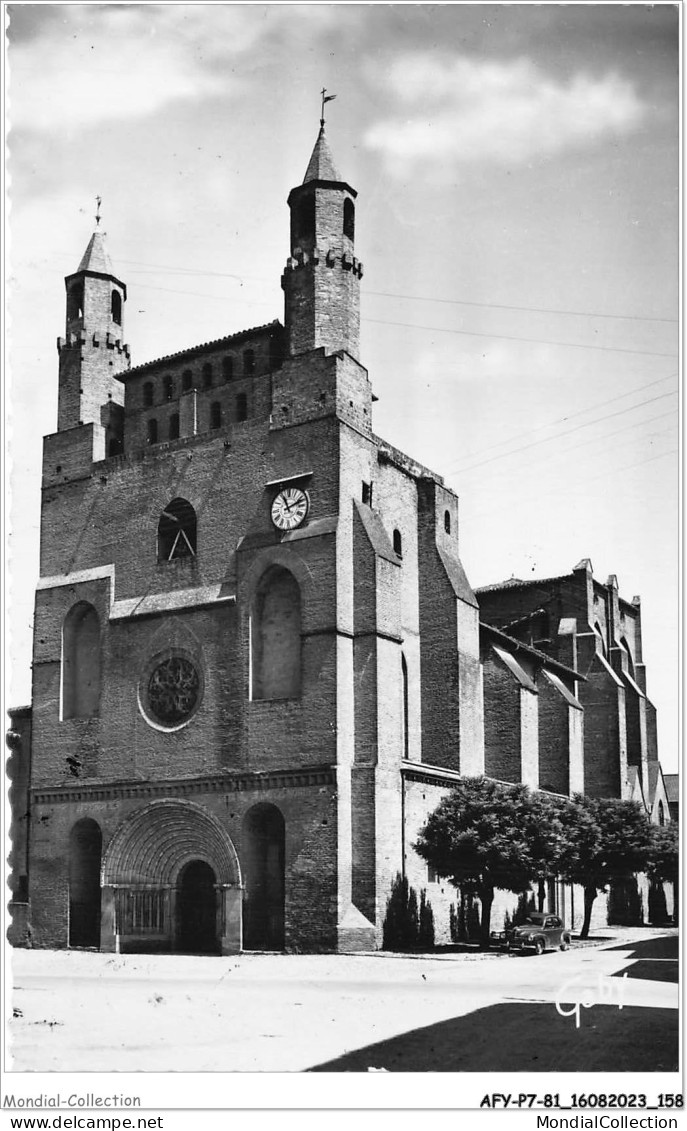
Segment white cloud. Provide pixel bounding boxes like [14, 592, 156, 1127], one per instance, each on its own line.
[365, 53, 647, 173]
[6, 4, 342, 132]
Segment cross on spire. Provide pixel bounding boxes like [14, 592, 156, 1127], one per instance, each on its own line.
[320, 88, 337, 127]
[95, 195, 102, 227]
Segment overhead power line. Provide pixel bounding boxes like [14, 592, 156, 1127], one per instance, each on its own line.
[446, 390, 678, 477]
[116, 253, 677, 325]
[53, 251, 679, 357]
[365, 317, 677, 360]
[365, 288, 678, 325]
[456, 411, 677, 487]
[440, 373, 677, 466]
[466, 447, 678, 527]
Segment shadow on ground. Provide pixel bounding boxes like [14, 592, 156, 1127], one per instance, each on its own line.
[604, 935, 679, 959]
[308, 1004, 678, 1073]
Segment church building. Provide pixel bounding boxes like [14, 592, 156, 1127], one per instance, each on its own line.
[7, 124, 671, 954]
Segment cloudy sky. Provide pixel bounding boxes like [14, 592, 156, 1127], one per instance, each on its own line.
[5, 3, 679, 769]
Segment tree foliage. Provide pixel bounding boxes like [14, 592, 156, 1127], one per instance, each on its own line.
[415, 778, 656, 944]
[550, 795, 654, 938]
[646, 822, 679, 886]
[414, 777, 571, 946]
[382, 873, 435, 951]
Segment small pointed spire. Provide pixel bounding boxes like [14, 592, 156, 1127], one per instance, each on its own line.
[303, 123, 341, 184]
[76, 229, 114, 276]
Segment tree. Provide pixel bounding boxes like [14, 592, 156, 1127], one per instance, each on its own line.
[646, 822, 679, 885]
[418, 888, 435, 950]
[558, 796, 654, 939]
[382, 873, 435, 951]
[414, 777, 568, 948]
[646, 823, 679, 924]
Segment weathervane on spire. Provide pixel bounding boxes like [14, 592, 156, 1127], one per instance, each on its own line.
[320, 88, 337, 127]
[95, 195, 102, 227]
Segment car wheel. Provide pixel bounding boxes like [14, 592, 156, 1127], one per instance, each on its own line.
[560, 938, 570, 951]
[534, 938, 545, 956]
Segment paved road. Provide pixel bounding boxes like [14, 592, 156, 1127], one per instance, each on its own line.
[8, 928, 678, 1072]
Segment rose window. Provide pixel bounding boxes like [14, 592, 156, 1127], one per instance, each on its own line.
[147, 656, 200, 725]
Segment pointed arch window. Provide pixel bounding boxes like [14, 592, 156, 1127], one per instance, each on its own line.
[202, 362, 213, 389]
[143, 382, 154, 408]
[444, 510, 451, 535]
[62, 602, 101, 720]
[163, 375, 174, 401]
[222, 356, 234, 382]
[182, 370, 193, 392]
[401, 654, 409, 760]
[111, 290, 122, 325]
[620, 637, 635, 678]
[293, 195, 315, 246]
[169, 412, 180, 440]
[393, 529, 403, 558]
[251, 567, 302, 700]
[210, 402, 222, 429]
[67, 281, 84, 322]
[158, 498, 197, 562]
[147, 418, 158, 445]
[244, 349, 255, 377]
[343, 198, 355, 241]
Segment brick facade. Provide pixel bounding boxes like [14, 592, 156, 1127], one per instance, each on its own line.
[9, 127, 673, 956]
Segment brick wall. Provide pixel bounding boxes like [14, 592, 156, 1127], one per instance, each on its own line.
[27, 781, 339, 952]
[482, 648, 522, 782]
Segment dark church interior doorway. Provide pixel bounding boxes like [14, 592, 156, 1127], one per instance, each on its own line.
[68, 818, 102, 948]
[243, 803, 285, 950]
[176, 860, 220, 954]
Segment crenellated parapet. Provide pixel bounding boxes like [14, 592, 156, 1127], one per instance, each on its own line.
[282, 248, 364, 278]
[57, 331, 131, 359]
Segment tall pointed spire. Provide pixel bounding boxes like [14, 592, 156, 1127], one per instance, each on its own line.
[302, 124, 341, 184]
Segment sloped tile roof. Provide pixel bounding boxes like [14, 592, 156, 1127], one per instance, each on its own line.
[124, 320, 283, 377]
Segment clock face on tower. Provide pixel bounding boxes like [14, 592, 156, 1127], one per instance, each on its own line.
[271, 487, 310, 531]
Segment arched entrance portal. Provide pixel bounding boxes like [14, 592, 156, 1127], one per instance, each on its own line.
[69, 818, 102, 948]
[243, 803, 285, 950]
[101, 800, 243, 954]
[176, 860, 219, 954]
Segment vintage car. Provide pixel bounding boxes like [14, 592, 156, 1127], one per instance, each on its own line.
[506, 912, 571, 955]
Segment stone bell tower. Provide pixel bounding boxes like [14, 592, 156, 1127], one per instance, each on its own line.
[281, 121, 363, 362]
[57, 218, 130, 457]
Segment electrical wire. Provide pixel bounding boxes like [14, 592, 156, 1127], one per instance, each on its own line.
[444, 390, 678, 477]
[428, 373, 677, 465]
[364, 317, 676, 359]
[364, 288, 677, 324]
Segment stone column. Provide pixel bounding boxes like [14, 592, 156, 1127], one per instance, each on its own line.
[219, 884, 243, 954]
[100, 885, 118, 953]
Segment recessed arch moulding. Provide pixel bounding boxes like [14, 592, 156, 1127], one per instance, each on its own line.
[100, 799, 242, 954]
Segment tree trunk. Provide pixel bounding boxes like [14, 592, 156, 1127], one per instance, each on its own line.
[537, 880, 546, 912]
[478, 885, 494, 950]
[580, 884, 597, 939]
